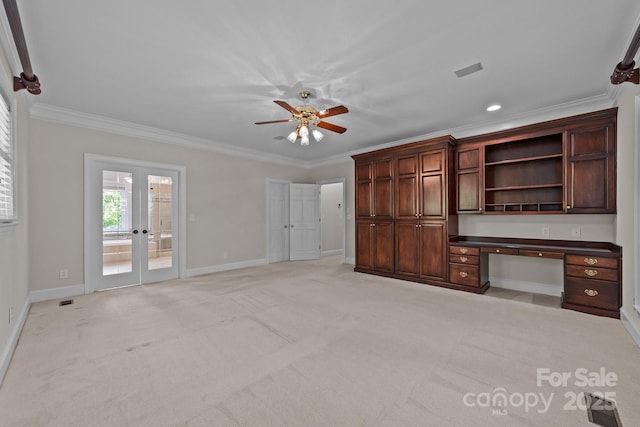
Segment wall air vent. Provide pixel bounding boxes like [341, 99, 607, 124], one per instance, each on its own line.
[454, 62, 484, 78]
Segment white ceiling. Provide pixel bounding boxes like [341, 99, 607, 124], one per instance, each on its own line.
[10, 1, 640, 164]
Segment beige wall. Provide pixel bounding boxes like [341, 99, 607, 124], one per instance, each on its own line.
[0, 44, 30, 381]
[616, 82, 640, 342]
[28, 119, 310, 291]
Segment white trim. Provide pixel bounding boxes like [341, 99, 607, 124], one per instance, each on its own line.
[489, 278, 563, 297]
[306, 94, 615, 168]
[29, 94, 615, 171]
[322, 249, 344, 257]
[84, 154, 187, 292]
[621, 307, 640, 349]
[185, 258, 268, 278]
[31, 103, 305, 168]
[345, 257, 355, 265]
[0, 296, 30, 386]
[30, 284, 85, 303]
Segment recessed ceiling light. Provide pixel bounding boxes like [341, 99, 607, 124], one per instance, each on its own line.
[486, 104, 502, 112]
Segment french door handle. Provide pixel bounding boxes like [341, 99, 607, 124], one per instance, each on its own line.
[284, 225, 288, 228]
[142, 229, 148, 234]
[133, 229, 139, 234]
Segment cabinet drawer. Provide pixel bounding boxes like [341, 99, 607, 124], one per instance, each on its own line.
[449, 254, 479, 265]
[481, 247, 519, 255]
[449, 245, 479, 256]
[564, 278, 620, 311]
[566, 265, 618, 282]
[449, 264, 479, 287]
[520, 250, 564, 259]
[565, 255, 617, 269]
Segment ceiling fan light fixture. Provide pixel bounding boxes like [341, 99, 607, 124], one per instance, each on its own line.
[301, 135, 310, 146]
[299, 125, 309, 137]
[312, 129, 324, 142]
[287, 131, 298, 143]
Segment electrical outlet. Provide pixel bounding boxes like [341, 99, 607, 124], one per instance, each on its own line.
[571, 227, 581, 237]
[59, 268, 69, 279]
[541, 226, 550, 237]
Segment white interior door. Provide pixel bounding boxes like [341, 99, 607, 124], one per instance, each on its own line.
[289, 183, 321, 261]
[86, 158, 180, 291]
[268, 181, 290, 262]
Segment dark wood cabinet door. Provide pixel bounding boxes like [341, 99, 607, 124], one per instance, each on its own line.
[420, 221, 446, 280]
[355, 161, 373, 218]
[374, 221, 394, 273]
[373, 177, 394, 219]
[456, 147, 482, 213]
[395, 155, 418, 219]
[566, 124, 616, 214]
[420, 150, 445, 219]
[395, 221, 420, 276]
[355, 220, 373, 270]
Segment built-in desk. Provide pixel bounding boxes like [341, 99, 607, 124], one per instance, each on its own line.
[449, 236, 622, 318]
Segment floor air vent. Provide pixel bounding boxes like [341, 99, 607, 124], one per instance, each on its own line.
[59, 299, 74, 306]
[585, 392, 622, 427]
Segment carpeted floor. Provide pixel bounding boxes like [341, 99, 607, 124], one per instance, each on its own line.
[1, 256, 639, 426]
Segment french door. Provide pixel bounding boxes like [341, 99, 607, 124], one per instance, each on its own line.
[85, 156, 181, 291]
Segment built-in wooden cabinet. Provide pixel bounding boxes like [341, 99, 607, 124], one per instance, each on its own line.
[353, 108, 620, 316]
[456, 108, 617, 215]
[353, 136, 456, 288]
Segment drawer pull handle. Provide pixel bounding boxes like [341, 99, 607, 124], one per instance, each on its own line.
[459, 248, 468, 254]
[584, 289, 599, 297]
[538, 253, 543, 257]
[584, 258, 598, 265]
[496, 249, 501, 253]
[585, 269, 598, 277]
[460, 256, 468, 263]
[459, 271, 468, 278]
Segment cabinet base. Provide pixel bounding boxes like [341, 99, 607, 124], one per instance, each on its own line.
[561, 297, 620, 319]
[353, 268, 490, 294]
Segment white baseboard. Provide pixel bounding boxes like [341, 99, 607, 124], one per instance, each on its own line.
[186, 258, 268, 278]
[489, 278, 563, 297]
[322, 249, 344, 257]
[621, 307, 640, 349]
[345, 257, 355, 265]
[30, 284, 85, 303]
[0, 296, 30, 386]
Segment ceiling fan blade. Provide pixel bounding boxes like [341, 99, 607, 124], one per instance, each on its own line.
[254, 119, 293, 125]
[274, 100, 299, 115]
[316, 121, 347, 134]
[318, 105, 349, 118]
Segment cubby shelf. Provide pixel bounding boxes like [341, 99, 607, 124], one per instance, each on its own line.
[484, 153, 563, 167]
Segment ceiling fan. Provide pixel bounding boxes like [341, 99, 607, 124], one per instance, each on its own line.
[255, 90, 349, 145]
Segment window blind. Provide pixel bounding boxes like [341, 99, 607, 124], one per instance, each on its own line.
[0, 94, 14, 223]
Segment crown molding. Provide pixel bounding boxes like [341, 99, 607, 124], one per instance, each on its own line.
[29, 103, 310, 168]
[31, 92, 615, 172]
[307, 92, 616, 169]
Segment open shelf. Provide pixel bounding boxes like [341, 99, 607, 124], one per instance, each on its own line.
[485, 183, 563, 192]
[484, 153, 563, 167]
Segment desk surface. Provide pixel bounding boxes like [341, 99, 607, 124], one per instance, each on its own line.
[450, 236, 621, 256]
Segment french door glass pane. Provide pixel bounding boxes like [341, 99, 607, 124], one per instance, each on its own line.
[147, 175, 172, 270]
[102, 171, 133, 275]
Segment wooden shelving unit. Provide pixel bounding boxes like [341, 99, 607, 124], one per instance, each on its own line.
[483, 134, 563, 214]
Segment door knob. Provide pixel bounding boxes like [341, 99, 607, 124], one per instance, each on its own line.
[142, 230, 148, 234]
[133, 229, 139, 234]
[284, 225, 288, 228]
[291, 225, 294, 228]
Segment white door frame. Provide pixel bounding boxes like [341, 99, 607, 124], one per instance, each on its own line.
[265, 178, 292, 263]
[317, 177, 347, 264]
[84, 154, 187, 293]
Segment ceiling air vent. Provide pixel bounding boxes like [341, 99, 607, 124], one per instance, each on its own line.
[454, 62, 483, 78]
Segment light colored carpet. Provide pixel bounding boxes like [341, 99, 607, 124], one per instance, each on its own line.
[1, 256, 639, 426]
